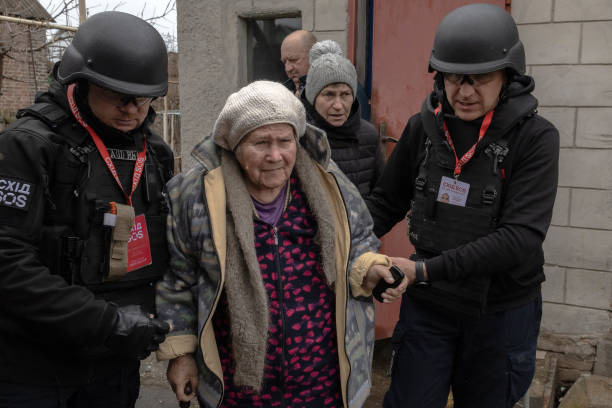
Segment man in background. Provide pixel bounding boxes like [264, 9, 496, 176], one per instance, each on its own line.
[280, 29, 317, 96]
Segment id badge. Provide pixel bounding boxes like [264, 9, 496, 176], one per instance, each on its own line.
[437, 176, 470, 207]
[127, 214, 153, 272]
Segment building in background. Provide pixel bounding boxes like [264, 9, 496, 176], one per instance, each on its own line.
[0, 0, 52, 128]
[176, 0, 612, 391]
[151, 50, 181, 174]
[175, 0, 349, 172]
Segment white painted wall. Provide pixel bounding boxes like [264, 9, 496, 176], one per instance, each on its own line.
[513, 0, 612, 335]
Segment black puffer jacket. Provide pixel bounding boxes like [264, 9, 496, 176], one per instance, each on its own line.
[303, 97, 385, 198]
[282, 75, 307, 96]
[367, 75, 559, 314]
[0, 73, 173, 385]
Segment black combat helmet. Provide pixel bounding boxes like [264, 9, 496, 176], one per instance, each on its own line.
[429, 3, 525, 75]
[57, 11, 168, 96]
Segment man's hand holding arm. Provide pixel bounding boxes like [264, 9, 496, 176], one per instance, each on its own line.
[362, 263, 409, 302]
[104, 305, 170, 360]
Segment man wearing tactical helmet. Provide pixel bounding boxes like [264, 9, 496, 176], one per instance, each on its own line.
[367, 4, 560, 407]
[0, 11, 173, 407]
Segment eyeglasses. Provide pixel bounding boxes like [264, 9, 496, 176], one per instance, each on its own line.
[94, 85, 154, 107]
[443, 72, 497, 86]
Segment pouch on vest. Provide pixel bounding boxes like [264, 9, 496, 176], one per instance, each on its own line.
[106, 203, 135, 281]
[40, 225, 83, 284]
[409, 195, 499, 253]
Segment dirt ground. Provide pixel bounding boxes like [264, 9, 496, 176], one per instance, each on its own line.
[365, 339, 454, 408]
[140, 339, 452, 407]
[364, 339, 393, 407]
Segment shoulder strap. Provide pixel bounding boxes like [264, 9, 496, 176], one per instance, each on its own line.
[414, 137, 432, 192]
[16, 102, 70, 129]
[18, 102, 90, 151]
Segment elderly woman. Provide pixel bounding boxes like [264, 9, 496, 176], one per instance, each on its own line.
[156, 81, 406, 407]
[302, 40, 385, 198]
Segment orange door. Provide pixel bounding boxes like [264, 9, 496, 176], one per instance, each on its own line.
[368, 0, 507, 339]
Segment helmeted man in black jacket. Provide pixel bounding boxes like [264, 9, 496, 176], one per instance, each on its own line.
[0, 11, 172, 407]
[366, 4, 559, 407]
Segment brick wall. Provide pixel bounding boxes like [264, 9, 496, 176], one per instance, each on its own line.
[512, 0, 612, 380]
[0, 22, 50, 126]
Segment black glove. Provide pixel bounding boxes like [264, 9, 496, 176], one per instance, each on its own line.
[105, 305, 170, 360]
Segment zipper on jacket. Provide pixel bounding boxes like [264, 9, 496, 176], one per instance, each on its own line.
[272, 224, 287, 408]
[73, 161, 91, 198]
[41, 174, 57, 211]
[200, 194, 225, 408]
[329, 172, 353, 408]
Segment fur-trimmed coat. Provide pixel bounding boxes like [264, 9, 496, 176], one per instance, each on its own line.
[156, 125, 385, 408]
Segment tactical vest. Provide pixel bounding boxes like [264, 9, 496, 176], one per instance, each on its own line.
[407, 123, 510, 316]
[17, 102, 171, 294]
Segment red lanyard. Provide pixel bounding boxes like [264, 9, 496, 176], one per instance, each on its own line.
[67, 83, 146, 206]
[435, 104, 494, 177]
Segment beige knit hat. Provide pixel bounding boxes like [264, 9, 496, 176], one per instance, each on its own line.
[305, 40, 357, 104]
[213, 80, 306, 151]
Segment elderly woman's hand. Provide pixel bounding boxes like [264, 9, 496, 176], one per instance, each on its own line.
[167, 353, 198, 404]
[363, 263, 408, 303]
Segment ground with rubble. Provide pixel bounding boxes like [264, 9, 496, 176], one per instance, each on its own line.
[138, 332, 612, 408]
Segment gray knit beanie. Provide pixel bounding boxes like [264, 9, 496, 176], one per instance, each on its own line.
[305, 40, 358, 104]
[213, 80, 306, 151]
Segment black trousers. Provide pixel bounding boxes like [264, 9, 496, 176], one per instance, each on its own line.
[0, 360, 140, 408]
[383, 293, 542, 408]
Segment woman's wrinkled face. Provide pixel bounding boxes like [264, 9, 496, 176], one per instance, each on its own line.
[235, 123, 297, 202]
[314, 83, 354, 127]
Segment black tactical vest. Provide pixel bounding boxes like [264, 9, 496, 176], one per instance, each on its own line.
[407, 119, 510, 316]
[18, 103, 171, 295]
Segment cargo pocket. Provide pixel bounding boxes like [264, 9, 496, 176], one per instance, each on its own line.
[507, 348, 536, 406]
[505, 296, 541, 406]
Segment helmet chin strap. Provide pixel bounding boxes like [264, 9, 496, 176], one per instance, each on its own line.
[433, 72, 445, 94]
[498, 69, 514, 103]
[433, 72, 447, 112]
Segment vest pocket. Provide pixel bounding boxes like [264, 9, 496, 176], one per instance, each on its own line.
[409, 195, 497, 253]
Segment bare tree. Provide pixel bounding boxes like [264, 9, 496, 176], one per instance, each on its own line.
[42, 0, 177, 59]
[0, 0, 177, 127]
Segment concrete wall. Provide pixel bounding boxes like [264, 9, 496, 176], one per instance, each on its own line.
[176, 0, 348, 171]
[512, 0, 612, 336]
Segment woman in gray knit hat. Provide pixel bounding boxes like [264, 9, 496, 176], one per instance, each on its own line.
[303, 40, 386, 199]
[156, 81, 407, 407]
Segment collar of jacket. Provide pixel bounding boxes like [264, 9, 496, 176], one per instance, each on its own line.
[190, 123, 332, 174]
[302, 94, 362, 143]
[421, 74, 539, 146]
[281, 75, 307, 93]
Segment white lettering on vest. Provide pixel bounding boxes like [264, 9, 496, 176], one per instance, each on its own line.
[0, 176, 34, 211]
